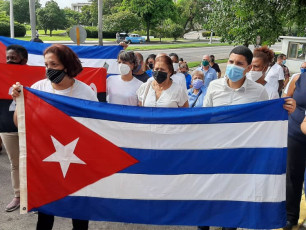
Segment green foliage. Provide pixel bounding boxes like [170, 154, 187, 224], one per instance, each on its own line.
[202, 31, 211, 37]
[168, 23, 184, 41]
[176, 0, 211, 33]
[122, 0, 176, 41]
[37, 0, 66, 36]
[0, 21, 26, 37]
[2, 0, 41, 24]
[103, 10, 140, 33]
[63, 8, 81, 28]
[79, 5, 94, 26]
[207, 0, 292, 47]
[84, 26, 98, 38]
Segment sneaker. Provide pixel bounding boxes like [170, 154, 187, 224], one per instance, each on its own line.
[5, 197, 20, 212]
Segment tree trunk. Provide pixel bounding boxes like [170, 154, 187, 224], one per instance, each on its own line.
[243, 41, 249, 47]
[146, 20, 150, 42]
[50, 30, 52, 37]
[44, 29, 47, 35]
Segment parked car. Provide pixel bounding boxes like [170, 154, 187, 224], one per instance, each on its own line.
[125, 34, 146, 44]
[116, 32, 128, 43]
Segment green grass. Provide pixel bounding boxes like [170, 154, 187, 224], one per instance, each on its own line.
[127, 42, 230, 51]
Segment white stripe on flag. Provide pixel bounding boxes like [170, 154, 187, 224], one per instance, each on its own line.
[73, 118, 288, 149]
[27, 54, 119, 74]
[72, 173, 286, 202]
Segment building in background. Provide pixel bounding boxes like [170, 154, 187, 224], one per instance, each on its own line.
[280, 36, 306, 73]
[71, 2, 91, 12]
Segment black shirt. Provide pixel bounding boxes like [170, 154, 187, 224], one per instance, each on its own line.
[210, 63, 221, 73]
[134, 72, 150, 83]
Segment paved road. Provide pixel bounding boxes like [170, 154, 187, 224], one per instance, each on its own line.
[47, 40, 282, 63]
[139, 44, 282, 63]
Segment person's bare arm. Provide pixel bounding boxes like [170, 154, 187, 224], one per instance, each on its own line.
[284, 74, 300, 97]
[301, 117, 306, 135]
[278, 80, 284, 93]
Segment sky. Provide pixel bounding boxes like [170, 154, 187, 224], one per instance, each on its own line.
[39, 0, 89, 9]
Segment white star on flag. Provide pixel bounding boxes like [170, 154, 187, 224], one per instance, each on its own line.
[43, 136, 86, 178]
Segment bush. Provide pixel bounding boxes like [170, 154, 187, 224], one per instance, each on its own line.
[0, 21, 26, 37]
[14, 22, 26, 37]
[202, 31, 211, 37]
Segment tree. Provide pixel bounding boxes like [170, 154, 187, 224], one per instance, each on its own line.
[122, 0, 176, 41]
[103, 10, 140, 33]
[63, 8, 81, 28]
[207, 0, 292, 47]
[283, 0, 306, 36]
[2, 0, 41, 24]
[84, 0, 123, 26]
[176, 0, 211, 33]
[79, 5, 94, 26]
[37, 0, 66, 36]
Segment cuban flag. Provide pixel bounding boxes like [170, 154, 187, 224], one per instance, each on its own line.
[17, 87, 288, 229]
[0, 36, 122, 74]
[0, 63, 106, 133]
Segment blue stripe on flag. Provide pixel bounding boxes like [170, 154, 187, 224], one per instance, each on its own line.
[120, 148, 287, 175]
[35, 196, 286, 229]
[25, 87, 288, 124]
[0, 36, 121, 59]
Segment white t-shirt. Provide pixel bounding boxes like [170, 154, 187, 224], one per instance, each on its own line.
[203, 77, 268, 107]
[137, 81, 188, 108]
[106, 75, 143, 106]
[31, 79, 98, 101]
[264, 63, 284, 92]
[171, 72, 188, 91]
[264, 82, 279, 100]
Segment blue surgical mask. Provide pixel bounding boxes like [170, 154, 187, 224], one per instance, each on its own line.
[192, 79, 204, 89]
[282, 60, 286, 65]
[226, 64, 245, 82]
[301, 68, 306, 74]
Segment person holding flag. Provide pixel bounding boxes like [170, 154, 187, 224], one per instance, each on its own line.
[11, 44, 98, 230]
[1, 44, 28, 212]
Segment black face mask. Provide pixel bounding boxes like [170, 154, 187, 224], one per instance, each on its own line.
[148, 63, 154, 69]
[153, 71, 168, 84]
[46, 68, 66, 84]
[210, 58, 215, 63]
[7, 60, 22, 65]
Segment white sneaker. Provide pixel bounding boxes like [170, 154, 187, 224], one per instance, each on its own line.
[5, 197, 20, 212]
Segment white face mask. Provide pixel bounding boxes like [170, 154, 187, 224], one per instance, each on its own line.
[119, 63, 131, 75]
[246, 70, 263, 82]
[173, 63, 179, 72]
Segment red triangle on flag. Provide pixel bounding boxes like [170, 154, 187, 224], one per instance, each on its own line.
[24, 89, 138, 211]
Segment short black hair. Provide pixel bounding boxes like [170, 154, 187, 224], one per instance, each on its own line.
[6, 44, 28, 60]
[230, 46, 253, 65]
[169, 53, 179, 61]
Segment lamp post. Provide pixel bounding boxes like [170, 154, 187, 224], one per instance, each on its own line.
[10, 0, 14, 38]
[98, 0, 103, 46]
[29, 0, 36, 40]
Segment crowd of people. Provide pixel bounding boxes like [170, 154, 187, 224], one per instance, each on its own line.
[1, 42, 306, 230]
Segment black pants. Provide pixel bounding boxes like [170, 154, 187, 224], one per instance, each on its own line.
[37, 212, 89, 230]
[286, 136, 306, 224]
[198, 227, 236, 230]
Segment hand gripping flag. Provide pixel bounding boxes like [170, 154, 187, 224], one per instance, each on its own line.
[17, 87, 288, 229]
[0, 63, 106, 132]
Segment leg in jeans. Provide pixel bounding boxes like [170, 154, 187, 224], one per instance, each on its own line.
[0, 133, 20, 197]
[72, 219, 89, 230]
[36, 212, 54, 230]
[286, 137, 306, 224]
